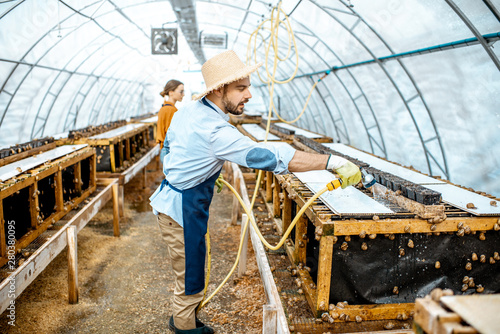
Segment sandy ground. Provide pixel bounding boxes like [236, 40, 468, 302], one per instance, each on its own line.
[0, 162, 265, 333]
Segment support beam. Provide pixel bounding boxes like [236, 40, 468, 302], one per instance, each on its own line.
[112, 183, 120, 237]
[263, 304, 277, 334]
[66, 225, 78, 304]
[237, 213, 249, 278]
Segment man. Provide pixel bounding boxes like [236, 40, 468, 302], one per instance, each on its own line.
[149, 50, 361, 334]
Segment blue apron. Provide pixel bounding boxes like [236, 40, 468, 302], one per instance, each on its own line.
[164, 97, 222, 295]
[158, 171, 221, 295]
[182, 170, 220, 295]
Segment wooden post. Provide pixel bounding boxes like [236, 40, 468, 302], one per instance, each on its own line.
[316, 235, 335, 314]
[55, 170, 64, 213]
[67, 225, 78, 304]
[0, 200, 6, 258]
[262, 304, 277, 334]
[238, 213, 249, 278]
[74, 162, 82, 195]
[119, 141, 125, 167]
[266, 171, 273, 203]
[142, 129, 148, 147]
[90, 153, 96, 189]
[112, 183, 120, 236]
[118, 185, 124, 218]
[125, 138, 131, 159]
[282, 190, 292, 233]
[231, 173, 241, 226]
[223, 161, 232, 183]
[273, 180, 281, 218]
[294, 214, 308, 265]
[142, 167, 147, 189]
[110, 145, 116, 173]
[29, 182, 39, 228]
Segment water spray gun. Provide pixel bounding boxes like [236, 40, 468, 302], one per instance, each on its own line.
[360, 167, 376, 189]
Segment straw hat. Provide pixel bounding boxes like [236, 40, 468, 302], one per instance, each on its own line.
[194, 50, 262, 100]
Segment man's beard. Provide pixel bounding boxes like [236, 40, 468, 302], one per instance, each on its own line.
[222, 94, 247, 115]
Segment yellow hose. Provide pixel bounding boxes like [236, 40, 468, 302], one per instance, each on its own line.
[199, 178, 342, 308]
[246, 2, 326, 125]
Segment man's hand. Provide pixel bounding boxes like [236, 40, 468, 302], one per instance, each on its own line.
[327, 155, 361, 189]
[335, 161, 361, 188]
[215, 174, 225, 193]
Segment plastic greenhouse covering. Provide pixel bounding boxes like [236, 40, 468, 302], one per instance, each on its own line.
[0, 0, 499, 197]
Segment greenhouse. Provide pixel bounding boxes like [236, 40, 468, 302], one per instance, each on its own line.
[0, 1, 499, 333]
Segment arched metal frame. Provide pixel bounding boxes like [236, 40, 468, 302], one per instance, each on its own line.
[202, 0, 383, 152]
[197, 18, 320, 132]
[0, 0, 162, 139]
[202, 0, 499, 179]
[31, 35, 137, 138]
[195, 2, 351, 143]
[290, 26, 385, 153]
[0, 0, 498, 184]
[445, 0, 500, 71]
[320, 0, 449, 178]
[88, 78, 118, 125]
[63, 47, 142, 131]
[192, 0, 382, 149]
[239, 0, 449, 178]
[0, 2, 152, 139]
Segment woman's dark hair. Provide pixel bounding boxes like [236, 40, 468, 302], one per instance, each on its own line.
[160, 79, 183, 97]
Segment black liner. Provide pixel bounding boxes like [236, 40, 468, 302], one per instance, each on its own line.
[80, 157, 92, 191]
[130, 113, 155, 121]
[97, 145, 111, 172]
[2, 187, 31, 241]
[62, 166, 78, 201]
[295, 135, 442, 205]
[260, 121, 295, 136]
[38, 175, 56, 221]
[0, 137, 54, 159]
[305, 231, 500, 305]
[68, 120, 126, 139]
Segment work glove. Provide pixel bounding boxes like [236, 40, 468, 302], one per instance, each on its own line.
[327, 155, 362, 189]
[215, 173, 225, 193]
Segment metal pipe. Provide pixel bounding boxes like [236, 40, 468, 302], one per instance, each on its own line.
[261, 31, 500, 82]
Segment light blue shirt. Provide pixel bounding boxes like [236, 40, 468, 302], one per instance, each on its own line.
[149, 98, 296, 226]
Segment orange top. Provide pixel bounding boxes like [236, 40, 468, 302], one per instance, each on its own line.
[157, 101, 178, 148]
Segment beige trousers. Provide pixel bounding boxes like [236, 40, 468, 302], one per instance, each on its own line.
[157, 213, 204, 330]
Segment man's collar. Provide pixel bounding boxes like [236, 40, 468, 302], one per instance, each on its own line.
[202, 98, 229, 121]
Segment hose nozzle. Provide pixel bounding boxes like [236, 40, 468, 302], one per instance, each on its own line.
[360, 167, 376, 189]
[326, 178, 342, 191]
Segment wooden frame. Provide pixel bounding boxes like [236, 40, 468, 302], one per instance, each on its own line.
[263, 122, 334, 144]
[413, 294, 499, 334]
[0, 178, 119, 314]
[257, 171, 499, 322]
[0, 147, 96, 267]
[130, 117, 158, 145]
[228, 113, 263, 126]
[0, 141, 57, 168]
[74, 124, 151, 173]
[236, 124, 293, 144]
[95, 144, 160, 219]
[226, 162, 290, 334]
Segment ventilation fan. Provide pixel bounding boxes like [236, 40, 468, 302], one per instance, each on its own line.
[151, 28, 178, 55]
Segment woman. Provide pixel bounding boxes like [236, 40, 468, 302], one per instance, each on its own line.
[157, 79, 184, 161]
